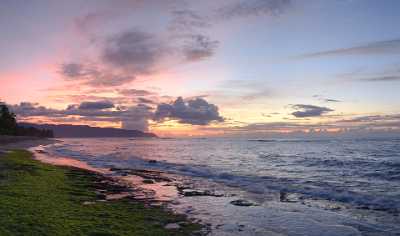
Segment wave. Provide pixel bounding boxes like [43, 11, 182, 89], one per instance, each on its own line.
[46, 144, 400, 212]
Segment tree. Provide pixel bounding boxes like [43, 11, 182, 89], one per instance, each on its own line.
[0, 103, 17, 135]
[0, 103, 53, 137]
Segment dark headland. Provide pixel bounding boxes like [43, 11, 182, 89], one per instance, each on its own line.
[20, 123, 158, 138]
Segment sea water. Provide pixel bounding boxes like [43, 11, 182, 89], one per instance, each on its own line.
[40, 137, 400, 235]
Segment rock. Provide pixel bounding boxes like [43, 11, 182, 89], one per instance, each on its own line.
[181, 189, 223, 197]
[148, 160, 157, 164]
[279, 191, 288, 202]
[128, 169, 172, 182]
[230, 199, 256, 207]
[181, 189, 207, 196]
[35, 149, 47, 154]
[142, 179, 155, 184]
[165, 223, 180, 230]
[109, 167, 122, 171]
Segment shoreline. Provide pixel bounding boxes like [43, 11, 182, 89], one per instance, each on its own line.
[7, 138, 398, 235]
[0, 139, 204, 235]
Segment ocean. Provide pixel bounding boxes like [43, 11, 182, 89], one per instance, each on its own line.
[36, 137, 400, 236]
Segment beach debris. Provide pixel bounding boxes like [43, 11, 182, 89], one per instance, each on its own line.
[230, 199, 257, 207]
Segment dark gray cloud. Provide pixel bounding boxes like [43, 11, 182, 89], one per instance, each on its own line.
[59, 63, 136, 87]
[59, 1, 295, 89]
[291, 104, 334, 118]
[78, 100, 114, 110]
[102, 30, 166, 74]
[298, 39, 400, 59]
[182, 34, 219, 61]
[154, 97, 224, 125]
[217, 0, 291, 19]
[169, 9, 210, 33]
[61, 29, 219, 87]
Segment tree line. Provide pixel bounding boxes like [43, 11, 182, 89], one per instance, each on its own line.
[0, 103, 54, 138]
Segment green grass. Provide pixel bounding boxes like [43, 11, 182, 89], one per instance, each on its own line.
[0, 150, 201, 236]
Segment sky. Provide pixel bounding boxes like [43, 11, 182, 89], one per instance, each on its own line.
[1, 0, 400, 137]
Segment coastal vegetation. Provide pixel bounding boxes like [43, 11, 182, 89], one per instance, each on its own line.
[0, 103, 53, 137]
[0, 150, 201, 235]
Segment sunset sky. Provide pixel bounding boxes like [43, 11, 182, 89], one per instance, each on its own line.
[1, 0, 400, 137]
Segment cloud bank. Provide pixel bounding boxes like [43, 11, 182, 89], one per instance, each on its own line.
[9, 96, 225, 130]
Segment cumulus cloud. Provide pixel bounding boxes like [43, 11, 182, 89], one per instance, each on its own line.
[121, 104, 153, 131]
[154, 97, 224, 125]
[291, 104, 334, 118]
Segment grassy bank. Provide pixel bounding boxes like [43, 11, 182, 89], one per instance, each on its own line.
[0, 150, 201, 236]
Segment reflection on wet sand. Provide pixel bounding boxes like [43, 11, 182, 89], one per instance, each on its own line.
[32, 147, 109, 174]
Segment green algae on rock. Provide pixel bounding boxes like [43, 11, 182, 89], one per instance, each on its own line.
[0, 150, 202, 236]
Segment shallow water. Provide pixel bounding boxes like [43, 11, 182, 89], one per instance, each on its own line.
[39, 137, 400, 235]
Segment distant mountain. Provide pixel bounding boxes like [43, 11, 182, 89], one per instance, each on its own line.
[19, 123, 157, 138]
